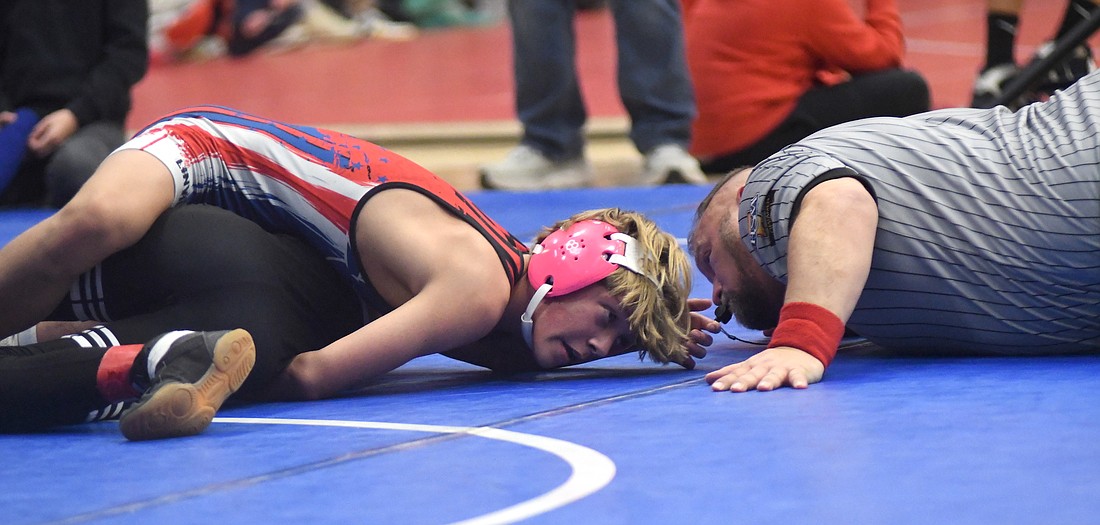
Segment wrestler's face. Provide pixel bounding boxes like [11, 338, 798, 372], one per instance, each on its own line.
[691, 181, 785, 331]
[528, 283, 636, 369]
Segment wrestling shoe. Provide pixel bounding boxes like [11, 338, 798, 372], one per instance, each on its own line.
[119, 329, 255, 441]
[970, 63, 1020, 108]
[1032, 41, 1097, 93]
[638, 144, 708, 185]
[479, 145, 593, 190]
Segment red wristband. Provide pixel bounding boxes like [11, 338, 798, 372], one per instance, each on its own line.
[767, 302, 845, 368]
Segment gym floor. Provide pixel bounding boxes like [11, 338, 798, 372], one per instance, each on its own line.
[2, 1, 1098, 524]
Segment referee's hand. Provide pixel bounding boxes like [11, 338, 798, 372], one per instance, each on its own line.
[705, 346, 825, 392]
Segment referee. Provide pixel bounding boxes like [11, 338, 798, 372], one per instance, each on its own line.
[689, 70, 1100, 393]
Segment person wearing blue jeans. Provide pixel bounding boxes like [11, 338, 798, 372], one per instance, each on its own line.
[480, 0, 706, 190]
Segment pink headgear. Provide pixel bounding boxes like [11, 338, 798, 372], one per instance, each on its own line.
[521, 220, 655, 348]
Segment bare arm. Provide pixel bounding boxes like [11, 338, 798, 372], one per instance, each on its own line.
[784, 177, 876, 321]
[707, 177, 877, 392]
[265, 190, 513, 400]
[272, 284, 506, 399]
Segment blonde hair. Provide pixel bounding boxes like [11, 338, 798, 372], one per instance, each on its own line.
[535, 208, 693, 364]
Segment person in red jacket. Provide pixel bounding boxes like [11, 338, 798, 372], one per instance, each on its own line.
[683, 0, 929, 174]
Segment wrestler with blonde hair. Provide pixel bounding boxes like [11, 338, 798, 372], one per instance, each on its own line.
[0, 106, 710, 440]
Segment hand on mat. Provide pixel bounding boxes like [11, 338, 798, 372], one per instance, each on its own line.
[0, 111, 17, 127]
[677, 298, 719, 369]
[705, 346, 824, 392]
[28, 109, 78, 157]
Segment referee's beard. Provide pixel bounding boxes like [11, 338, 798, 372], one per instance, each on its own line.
[720, 224, 783, 331]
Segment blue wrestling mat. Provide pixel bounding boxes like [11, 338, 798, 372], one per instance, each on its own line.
[0, 208, 50, 243]
[2, 185, 1099, 525]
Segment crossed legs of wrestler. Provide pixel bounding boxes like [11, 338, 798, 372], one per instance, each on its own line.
[0, 205, 362, 436]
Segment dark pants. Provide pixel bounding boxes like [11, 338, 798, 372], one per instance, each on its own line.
[700, 68, 931, 174]
[0, 120, 126, 208]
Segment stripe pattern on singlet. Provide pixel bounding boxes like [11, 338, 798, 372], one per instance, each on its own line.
[118, 106, 528, 307]
[743, 71, 1100, 353]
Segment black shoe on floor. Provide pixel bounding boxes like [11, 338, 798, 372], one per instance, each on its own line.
[120, 329, 255, 441]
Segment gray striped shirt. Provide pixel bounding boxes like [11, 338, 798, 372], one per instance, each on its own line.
[741, 72, 1100, 353]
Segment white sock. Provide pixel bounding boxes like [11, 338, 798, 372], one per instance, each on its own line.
[145, 330, 196, 379]
[0, 326, 38, 346]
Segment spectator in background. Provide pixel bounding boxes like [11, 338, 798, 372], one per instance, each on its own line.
[971, 0, 1098, 108]
[375, 0, 490, 28]
[149, 0, 415, 63]
[479, 0, 706, 190]
[683, 0, 929, 175]
[0, 0, 149, 208]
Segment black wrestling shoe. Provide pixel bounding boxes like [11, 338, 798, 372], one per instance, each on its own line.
[120, 329, 255, 441]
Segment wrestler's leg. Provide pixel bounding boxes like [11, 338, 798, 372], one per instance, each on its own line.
[0, 324, 250, 437]
[0, 335, 134, 430]
[46, 205, 363, 398]
[1, 205, 361, 431]
[0, 150, 175, 337]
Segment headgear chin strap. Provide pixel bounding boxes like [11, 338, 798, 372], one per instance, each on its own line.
[521, 220, 657, 348]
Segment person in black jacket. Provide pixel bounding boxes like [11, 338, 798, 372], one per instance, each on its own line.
[0, 0, 148, 207]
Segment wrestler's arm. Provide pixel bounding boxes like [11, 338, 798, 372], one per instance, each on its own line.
[0, 150, 175, 337]
[707, 176, 877, 392]
[274, 281, 507, 400]
[268, 191, 512, 400]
